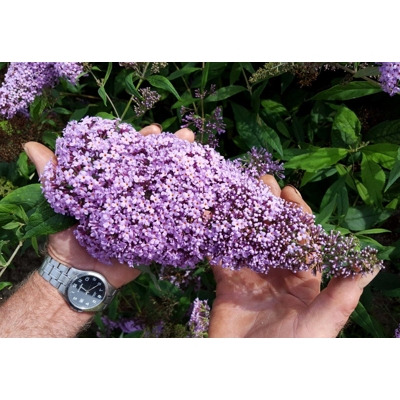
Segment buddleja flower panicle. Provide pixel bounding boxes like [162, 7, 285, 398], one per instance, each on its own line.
[42, 116, 384, 279]
[0, 62, 84, 119]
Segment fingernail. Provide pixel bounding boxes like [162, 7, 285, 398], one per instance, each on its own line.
[150, 123, 163, 132]
[286, 184, 302, 198]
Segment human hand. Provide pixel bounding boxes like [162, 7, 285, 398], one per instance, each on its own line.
[24, 124, 194, 289]
[208, 175, 379, 338]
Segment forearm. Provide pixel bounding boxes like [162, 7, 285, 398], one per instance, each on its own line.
[0, 271, 93, 338]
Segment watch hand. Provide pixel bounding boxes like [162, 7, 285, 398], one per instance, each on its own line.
[86, 283, 101, 293]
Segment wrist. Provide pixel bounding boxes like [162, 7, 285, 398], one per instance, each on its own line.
[46, 227, 141, 288]
[39, 255, 119, 313]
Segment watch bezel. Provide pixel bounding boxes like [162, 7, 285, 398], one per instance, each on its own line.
[66, 271, 109, 312]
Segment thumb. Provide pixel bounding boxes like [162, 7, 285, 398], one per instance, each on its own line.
[304, 268, 380, 337]
[23, 142, 57, 177]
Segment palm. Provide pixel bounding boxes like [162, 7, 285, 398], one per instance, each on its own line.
[209, 266, 322, 337]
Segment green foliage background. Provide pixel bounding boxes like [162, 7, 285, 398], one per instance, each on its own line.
[1, 62, 399, 337]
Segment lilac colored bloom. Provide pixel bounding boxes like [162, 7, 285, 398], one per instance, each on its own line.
[377, 62, 400, 96]
[188, 298, 210, 338]
[0, 62, 84, 119]
[54, 62, 84, 85]
[395, 324, 400, 338]
[42, 116, 383, 278]
[133, 87, 161, 117]
[181, 106, 226, 148]
[240, 147, 285, 180]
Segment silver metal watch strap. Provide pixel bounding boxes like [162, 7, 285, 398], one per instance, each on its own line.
[38, 255, 118, 312]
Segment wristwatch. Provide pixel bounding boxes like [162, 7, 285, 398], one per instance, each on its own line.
[38, 255, 118, 313]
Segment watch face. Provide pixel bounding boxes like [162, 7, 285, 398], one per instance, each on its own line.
[67, 273, 107, 311]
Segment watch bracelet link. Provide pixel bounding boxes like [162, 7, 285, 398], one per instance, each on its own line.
[38, 255, 117, 311]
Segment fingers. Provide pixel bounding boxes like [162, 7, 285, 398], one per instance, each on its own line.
[139, 124, 195, 143]
[23, 142, 57, 177]
[304, 268, 380, 337]
[139, 123, 162, 136]
[174, 128, 195, 143]
[281, 185, 312, 215]
[260, 175, 281, 197]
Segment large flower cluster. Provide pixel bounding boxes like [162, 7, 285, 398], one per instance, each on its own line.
[42, 117, 384, 278]
[0, 62, 84, 119]
[377, 62, 400, 96]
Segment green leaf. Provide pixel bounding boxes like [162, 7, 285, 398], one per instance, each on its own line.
[147, 75, 181, 100]
[98, 87, 108, 106]
[22, 198, 76, 239]
[0, 282, 12, 291]
[371, 272, 400, 296]
[204, 86, 246, 103]
[239, 62, 255, 74]
[70, 106, 89, 122]
[229, 63, 242, 85]
[168, 66, 201, 81]
[17, 152, 31, 179]
[284, 148, 348, 172]
[385, 148, 400, 191]
[356, 229, 391, 235]
[261, 99, 289, 118]
[232, 103, 283, 157]
[300, 167, 337, 187]
[311, 81, 382, 101]
[343, 206, 394, 231]
[0, 184, 43, 212]
[360, 143, 399, 169]
[201, 62, 210, 91]
[30, 95, 47, 120]
[95, 112, 115, 120]
[2, 221, 21, 230]
[52, 107, 72, 115]
[320, 175, 347, 210]
[135, 264, 160, 291]
[315, 195, 336, 225]
[366, 119, 400, 145]
[125, 73, 142, 99]
[161, 116, 177, 131]
[350, 302, 386, 338]
[41, 130, 59, 150]
[361, 155, 385, 206]
[331, 106, 361, 148]
[354, 179, 372, 205]
[354, 66, 380, 78]
[103, 62, 113, 85]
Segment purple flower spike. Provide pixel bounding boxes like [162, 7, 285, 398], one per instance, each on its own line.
[188, 298, 210, 338]
[0, 62, 84, 119]
[42, 116, 384, 279]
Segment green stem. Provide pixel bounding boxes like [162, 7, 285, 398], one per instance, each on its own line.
[59, 92, 100, 100]
[173, 62, 198, 114]
[88, 70, 120, 118]
[0, 241, 24, 278]
[120, 64, 150, 121]
[333, 63, 382, 88]
[241, 66, 252, 95]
